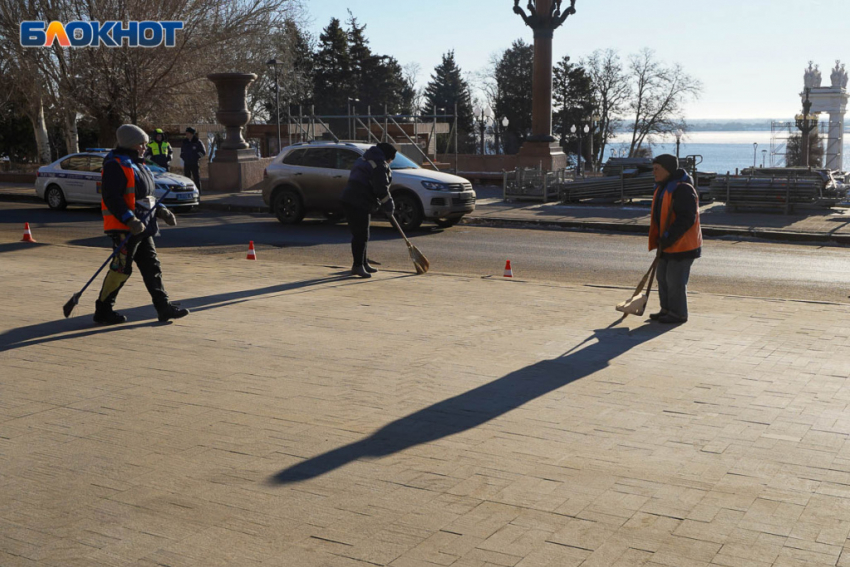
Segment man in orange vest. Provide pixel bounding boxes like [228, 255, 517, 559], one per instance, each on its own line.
[648, 154, 702, 325]
[94, 124, 189, 325]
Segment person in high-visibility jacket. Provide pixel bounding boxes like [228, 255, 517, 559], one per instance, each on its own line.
[144, 128, 173, 169]
[94, 124, 189, 325]
[648, 154, 702, 325]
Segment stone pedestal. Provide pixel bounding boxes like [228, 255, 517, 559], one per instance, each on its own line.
[206, 72, 259, 192]
[516, 141, 567, 171]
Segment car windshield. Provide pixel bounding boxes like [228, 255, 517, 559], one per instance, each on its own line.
[390, 152, 419, 170]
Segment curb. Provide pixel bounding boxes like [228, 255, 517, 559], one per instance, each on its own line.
[461, 215, 850, 245]
[3, 191, 847, 245]
[200, 201, 268, 214]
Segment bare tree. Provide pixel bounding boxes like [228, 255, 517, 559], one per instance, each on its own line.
[582, 49, 630, 165]
[0, 0, 307, 147]
[626, 48, 701, 157]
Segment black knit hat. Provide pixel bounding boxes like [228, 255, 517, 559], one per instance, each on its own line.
[376, 142, 397, 161]
[652, 154, 678, 174]
[185, 127, 196, 134]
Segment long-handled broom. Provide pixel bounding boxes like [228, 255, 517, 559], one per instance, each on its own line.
[387, 214, 429, 274]
[63, 190, 171, 318]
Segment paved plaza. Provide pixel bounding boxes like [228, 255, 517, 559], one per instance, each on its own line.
[3, 242, 850, 566]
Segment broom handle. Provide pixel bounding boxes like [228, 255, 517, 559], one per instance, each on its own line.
[77, 190, 171, 296]
[387, 213, 413, 247]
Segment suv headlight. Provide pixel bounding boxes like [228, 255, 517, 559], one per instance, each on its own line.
[422, 181, 451, 191]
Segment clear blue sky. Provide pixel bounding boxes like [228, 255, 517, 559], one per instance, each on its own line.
[304, 0, 847, 119]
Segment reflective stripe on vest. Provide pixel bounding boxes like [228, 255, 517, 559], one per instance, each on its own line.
[147, 141, 170, 156]
[648, 181, 702, 253]
[101, 157, 137, 231]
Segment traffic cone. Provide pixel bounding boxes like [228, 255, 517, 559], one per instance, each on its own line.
[246, 241, 257, 260]
[21, 223, 36, 243]
[503, 260, 513, 278]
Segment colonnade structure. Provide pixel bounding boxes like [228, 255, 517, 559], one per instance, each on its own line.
[803, 61, 848, 171]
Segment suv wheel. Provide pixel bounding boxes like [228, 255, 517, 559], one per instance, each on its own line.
[46, 185, 67, 210]
[273, 188, 305, 225]
[393, 192, 423, 232]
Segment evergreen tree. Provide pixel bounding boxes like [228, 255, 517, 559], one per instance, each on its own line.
[422, 51, 475, 153]
[313, 18, 353, 115]
[492, 40, 533, 155]
[786, 131, 824, 167]
[552, 56, 597, 166]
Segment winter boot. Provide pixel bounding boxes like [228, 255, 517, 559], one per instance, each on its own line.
[156, 303, 190, 322]
[363, 260, 379, 274]
[93, 300, 127, 325]
[351, 265, 372, 278]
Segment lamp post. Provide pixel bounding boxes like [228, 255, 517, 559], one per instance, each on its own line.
[347, 97, 359, 141]
[570, 124, 579, 176]
[795, 87, 818, 168]
[588, 114, 600, 173]
[761, 149, 767, 167]
[473, 105, 492, 155]
[675, 128, 684, 159]
[496, 116, 509, 155]
[266, 59, 282, 155]
[752, 142, 758, 168]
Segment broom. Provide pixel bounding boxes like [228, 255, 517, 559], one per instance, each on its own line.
[387, 214, 429, 274]
[63, 190, 171, 318]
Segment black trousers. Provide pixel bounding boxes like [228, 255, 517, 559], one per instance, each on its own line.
[98, 233, 169, 309]
[343, 204, 370, 267]
[183, 162, 201, 191]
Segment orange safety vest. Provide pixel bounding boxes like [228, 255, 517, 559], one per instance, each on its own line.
[101, 156, 136, 232]
[649, 179, 702, 254]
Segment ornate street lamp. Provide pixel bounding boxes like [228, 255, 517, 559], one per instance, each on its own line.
[761, 149, 767, 167]
[795, 87, 818, 167]
[752, 142, 758, 168]
[497, 116, 509, 154]
[266, 59, 282, 154]
[512, 0, 578, 171]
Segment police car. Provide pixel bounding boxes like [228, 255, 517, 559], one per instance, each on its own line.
[35, 150, 200, 211]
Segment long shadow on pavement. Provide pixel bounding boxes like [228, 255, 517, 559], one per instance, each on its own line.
[0, 274, 354, 353]
[269, 319, 671, 485]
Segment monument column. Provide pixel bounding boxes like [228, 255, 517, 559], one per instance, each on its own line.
[513, 0, 576, 171]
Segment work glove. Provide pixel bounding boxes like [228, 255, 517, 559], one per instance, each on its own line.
[380, 198, 395, 218]
[658, 231, 673, 250]
[126, 217, 146, 236]
[157, 207, 177, 226]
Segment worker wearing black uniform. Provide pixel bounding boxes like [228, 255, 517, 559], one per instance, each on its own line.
[94, 124, 189, 325]
[340, 143, 396, 278]
[181, 127, 206, 191]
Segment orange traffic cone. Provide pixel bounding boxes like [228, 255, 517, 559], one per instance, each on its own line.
[246, 241, 257, 260]
[21, 223, 36, 243]
[503, 260, 513, 278]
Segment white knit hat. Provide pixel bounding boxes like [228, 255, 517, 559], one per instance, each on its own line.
[116, 124, 149, 148]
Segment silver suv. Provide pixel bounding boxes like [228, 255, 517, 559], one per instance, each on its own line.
[261, 142, 476, 231]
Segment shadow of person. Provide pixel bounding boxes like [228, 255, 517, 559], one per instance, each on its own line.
[269, 318, 672, 485]
[0, 274, 355, 353]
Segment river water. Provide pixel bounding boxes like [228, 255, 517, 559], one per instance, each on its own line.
[608, 131, 848, 173]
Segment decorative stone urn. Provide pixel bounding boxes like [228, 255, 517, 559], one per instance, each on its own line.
[206, 72, 270, 192]
[207, 73, 257, 161]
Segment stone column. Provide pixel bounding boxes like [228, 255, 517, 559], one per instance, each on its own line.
[512, 0, 576, 171]
[529, 0, 555, 143]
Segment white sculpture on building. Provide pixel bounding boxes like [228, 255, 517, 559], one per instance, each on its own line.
[804, 61, 822, 88]
[804, 60, 847, 171]
[830, 61, 847, 89]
